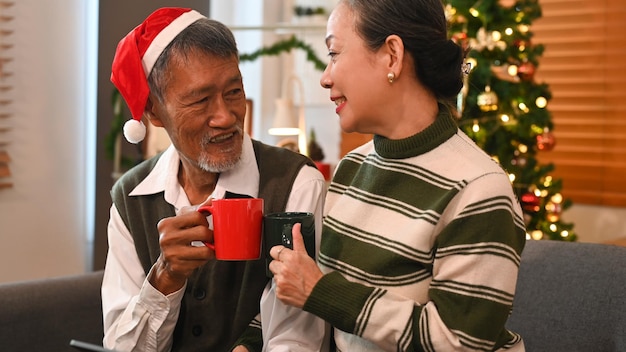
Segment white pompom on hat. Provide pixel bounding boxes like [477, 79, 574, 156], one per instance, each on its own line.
[110, 7, 206, 143]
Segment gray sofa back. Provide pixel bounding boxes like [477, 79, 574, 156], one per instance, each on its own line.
[507, 240, 626, 351]
[0, 270, 104, 352]
[0, 241, 624, 352]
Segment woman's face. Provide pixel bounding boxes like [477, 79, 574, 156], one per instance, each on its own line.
[320, 3, 390, 134]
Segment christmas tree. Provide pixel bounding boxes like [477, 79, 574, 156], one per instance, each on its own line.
[444, 0, 577, 241]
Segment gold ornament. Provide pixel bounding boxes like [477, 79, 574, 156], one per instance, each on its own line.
[477, 86, 498, 112]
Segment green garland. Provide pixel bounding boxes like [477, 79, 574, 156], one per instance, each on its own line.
[106, 36, 326, 165]
[239, 35, 327, 71]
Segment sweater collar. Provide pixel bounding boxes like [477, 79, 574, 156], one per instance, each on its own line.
[373, 104, 458, 159]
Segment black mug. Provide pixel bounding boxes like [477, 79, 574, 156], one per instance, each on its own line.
[263, 212, 316, 278]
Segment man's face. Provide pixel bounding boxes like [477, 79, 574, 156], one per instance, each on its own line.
[148, 50, 247, 173]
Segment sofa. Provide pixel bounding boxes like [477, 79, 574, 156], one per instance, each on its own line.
[0, 270, 104, 351]
[506, 240, 626, 351]
[0, 240, 624, 352]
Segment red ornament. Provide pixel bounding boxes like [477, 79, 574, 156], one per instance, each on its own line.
[452, 31, 470, 51]
[537, 129, 556, 151]
[521, 192, 540, 213]
[514, 39, 530, 50]
[517, 61, 536, 81]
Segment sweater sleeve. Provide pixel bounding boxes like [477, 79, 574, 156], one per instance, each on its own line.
[231, 315, 263, 352]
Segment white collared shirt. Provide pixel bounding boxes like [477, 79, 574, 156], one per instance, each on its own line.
[102, 135, 329, 351]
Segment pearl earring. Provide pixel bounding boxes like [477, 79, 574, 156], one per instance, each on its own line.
[387, 72, 395, 83]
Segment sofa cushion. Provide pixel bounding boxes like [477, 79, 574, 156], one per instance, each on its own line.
[507, 240, 626, 351]
[0, 270, 104, 352]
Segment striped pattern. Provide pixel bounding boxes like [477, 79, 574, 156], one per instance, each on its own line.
[311, 117, 526, 352]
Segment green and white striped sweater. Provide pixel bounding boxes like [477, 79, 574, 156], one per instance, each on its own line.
[303, 108, 526, 352]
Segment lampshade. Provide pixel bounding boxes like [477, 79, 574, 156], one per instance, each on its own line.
[269, 98, 300, 135]
[268, 74, 308, 154]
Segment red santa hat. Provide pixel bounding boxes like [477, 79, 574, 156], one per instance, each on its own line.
[110, 7, 206, 143]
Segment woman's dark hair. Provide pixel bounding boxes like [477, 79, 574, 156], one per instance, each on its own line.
[342, 0, 464, 100]
[148, 18, 239, 102]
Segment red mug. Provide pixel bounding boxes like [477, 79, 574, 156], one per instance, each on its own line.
[197, 198, 264, 260]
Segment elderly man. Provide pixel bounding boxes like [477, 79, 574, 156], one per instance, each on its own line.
[102, 7, 328, 352]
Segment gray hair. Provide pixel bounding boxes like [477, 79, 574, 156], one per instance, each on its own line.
[147, 18, 239, 102]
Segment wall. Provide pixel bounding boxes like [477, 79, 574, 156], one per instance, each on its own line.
[0, 0, 95, 283]
[562, 205, 626, 244]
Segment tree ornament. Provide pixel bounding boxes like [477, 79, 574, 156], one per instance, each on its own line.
[521, 192, 540, 213]
[471, 28, 507, 52]
[499, 0, 517, 7]
[517, 61, 536, 81]
[511, 150, 527, 167]
[513, 39, 530, 52]
[537, 128, 556, 151]
[545, 201, 562, 222]
[477, 86, 499, 112]
[491, 64, 520, 83]
[452, 31, 470, 51]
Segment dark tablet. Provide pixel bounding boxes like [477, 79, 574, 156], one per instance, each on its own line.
[69, 339, 118, 352]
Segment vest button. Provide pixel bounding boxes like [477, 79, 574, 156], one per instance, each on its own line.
[192, 325, 202, 336]
[193, 288, 206, 300]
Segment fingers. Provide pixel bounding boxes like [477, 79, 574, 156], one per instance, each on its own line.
[156, 212, 215, 270]
[196, 196, 214, 213]
[291, 222, 306, 253]
[270, 244, 288, 260]
[177, 204, 199, 215]
[269, 222, 305, 261]
[199, 196, 213, 207]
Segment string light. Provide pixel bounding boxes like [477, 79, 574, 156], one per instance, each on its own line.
[543, 176, 553, 187]
[535, 96, 547, 108]
[518, 102, 529, 113]
[472, 120, 480, 132]
[469, 0, 486, 17]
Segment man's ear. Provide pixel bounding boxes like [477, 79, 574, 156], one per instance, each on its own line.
[382, 34, 405, 77]
[145, 95, 164, 128]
